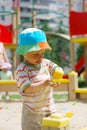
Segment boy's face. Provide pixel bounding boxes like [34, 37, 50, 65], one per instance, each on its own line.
[24, 49, 45, 65]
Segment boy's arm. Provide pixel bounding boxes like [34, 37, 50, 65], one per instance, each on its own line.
[24, 79, 50, 93]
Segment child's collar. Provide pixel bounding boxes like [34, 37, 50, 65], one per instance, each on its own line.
[23, 60, 41, 70]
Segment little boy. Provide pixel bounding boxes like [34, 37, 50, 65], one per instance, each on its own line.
[15, 28, 64, 130]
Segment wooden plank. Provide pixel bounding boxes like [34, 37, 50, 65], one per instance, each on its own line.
[4, 44, 17, 49]
[71, 37, 87, 44]
[53, 83, 69, 91]
[0, 80, 16, 85]
[0, 80, 17, 92]
[52, 79, 70, 83]
[80, 94, 87, 100]
[0, 84, 18, 92]
[75, 89, 87, 93]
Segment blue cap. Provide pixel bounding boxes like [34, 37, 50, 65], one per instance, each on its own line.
[16, 28, 51, 55]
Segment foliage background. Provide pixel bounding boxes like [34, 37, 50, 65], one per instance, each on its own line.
[41, 24, 70, 71]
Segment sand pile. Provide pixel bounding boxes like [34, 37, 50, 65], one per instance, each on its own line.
[0, 101, 87, 130]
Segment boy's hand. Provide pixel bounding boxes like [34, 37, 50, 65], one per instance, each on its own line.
[50, 82, 60, 88]
[43, 79, 50, 86]
[42, 80, 60, 88]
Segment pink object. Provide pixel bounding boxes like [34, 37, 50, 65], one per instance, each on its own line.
[0, 42, 9, 68]
[0, 42, 9, 62]
[1, 62, 12, 69]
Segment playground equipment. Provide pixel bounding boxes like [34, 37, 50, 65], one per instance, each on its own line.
[67, 10, 87, 100]
[69, 10, 87, 82]
[75, 56, 84, 76]
[0, 80, 17, 92]
[0, 10, 18, 70]
[0, 70, 87, 101]
[0, 2, 87, 101]
[0, 10, 18, 46]
[0, 5, 20, 76]
[0, 71, 81, 101]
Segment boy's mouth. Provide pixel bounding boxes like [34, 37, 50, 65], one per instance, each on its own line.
[35, 59, 42, 64]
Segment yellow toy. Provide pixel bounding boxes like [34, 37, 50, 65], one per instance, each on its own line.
[65, 112, 73, 117]
[50, 113, 62, 119]
[51, 67, 64, 84]
[42, 113, 70, 129]
[52, 67, 64, 79]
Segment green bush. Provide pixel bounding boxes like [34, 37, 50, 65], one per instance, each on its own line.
[78, 81, 87, 88]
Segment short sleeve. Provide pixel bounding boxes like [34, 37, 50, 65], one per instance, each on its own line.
[16, 64, 31, 94]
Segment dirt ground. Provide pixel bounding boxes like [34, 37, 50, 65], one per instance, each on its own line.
[56, 100, 87, 130]
[0, 100, 87, 130]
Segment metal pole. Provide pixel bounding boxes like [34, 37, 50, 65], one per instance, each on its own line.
[68, 0, 72, 12]
[32, 0, 36, 27]
[82, 0, 85, 11]
[68, 0, 75, 70]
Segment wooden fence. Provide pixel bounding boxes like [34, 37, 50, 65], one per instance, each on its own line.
[0, 71, 87, 100]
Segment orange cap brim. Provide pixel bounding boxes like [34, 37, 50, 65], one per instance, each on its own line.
[39, 42, 52, 50]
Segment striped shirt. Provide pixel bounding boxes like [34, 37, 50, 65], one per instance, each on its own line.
[16, 58, 58, 115]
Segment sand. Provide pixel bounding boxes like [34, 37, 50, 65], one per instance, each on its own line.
[0, 100, 87, 130]
[56, 100, 87, 130]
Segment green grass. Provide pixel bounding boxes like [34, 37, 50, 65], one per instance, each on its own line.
[53, 92, 68, 101]
[2, 94, 21, 101]
[78, 81, 87, 88]
[1, 92, 68, 101]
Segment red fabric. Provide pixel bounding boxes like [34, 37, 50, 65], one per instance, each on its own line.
[69, 11, 87, 36]
[75, 56, 84, 72]
[0, 24, 12, 44]
[63, 75, 68, 79]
